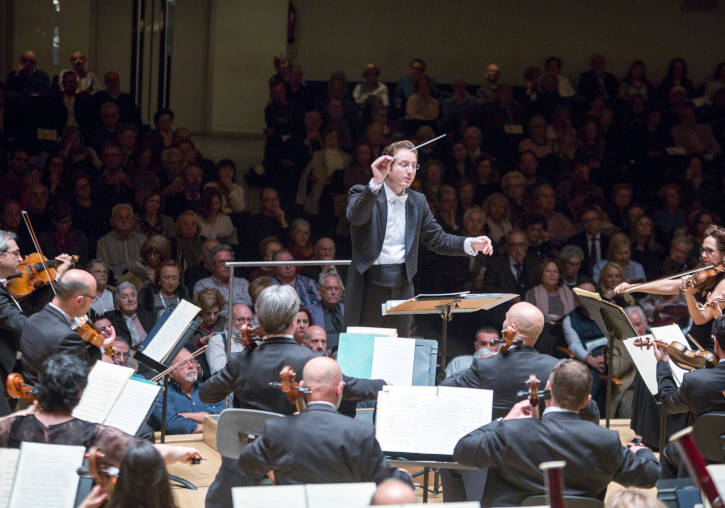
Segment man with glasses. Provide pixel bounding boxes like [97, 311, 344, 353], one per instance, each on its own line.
[346, 140, 493, 336]
[0, 229, 73, 414]
[206, 304, 253, 374]
[310, 273, 344, 352]
[21, 268, 115, 385]
[150, 347, 224, 434]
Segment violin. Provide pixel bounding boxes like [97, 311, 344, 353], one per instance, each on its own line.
[6, 372, 35, 403]
[73, 315, 114, 357]
[77, 447, 118, 497]
[681, 262, 725, 292]
[633, 337, 717, 371]
[492, 324, 522, 354]
[6, 252, 79, 299]
[269, 365, 310, 413]
[239, 323, 265, 351]
[526, 374, 541, 419]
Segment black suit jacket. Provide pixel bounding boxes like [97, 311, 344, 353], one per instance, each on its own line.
[454, 411, 660, 507]
[0, 288, 26, 415]
[103, 309, 156, 346]
[344, 184, 467, 327]
[441, 346, 599, 421]
[577, 71, 619, 100]
[199, 336, 384, 413]
[20, 304, 100, 384]
[567, 231, 610, 277]
[239, 403, 403, 485]
[482, 252, 538, 298]
[657, 360, 725, 419]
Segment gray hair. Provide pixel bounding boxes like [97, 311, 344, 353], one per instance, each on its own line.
[624, 305, 646, 321]
[256, 285, 299, 335]
[208, 244, 234, 263]
[319, 271, 342, 287]
[559, 244, 585, 262]
[0, 229, 17, 252]
[290, 218, 311, 235]
[113, 281, 137, 306]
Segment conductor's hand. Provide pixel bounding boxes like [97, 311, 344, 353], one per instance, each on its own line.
[371, 155, 394, 186]
[503, 399, 533, 420]
[470, 235, 494, 255]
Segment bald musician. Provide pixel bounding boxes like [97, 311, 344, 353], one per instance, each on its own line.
[453, 359, 660, 507]
[370, 478, 417, 505]
[20, 268, 115, 384]
[239, 356, 411, 486]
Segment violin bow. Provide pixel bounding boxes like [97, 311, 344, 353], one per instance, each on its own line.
[21, 210, 57, 295]
[150, 345, 209, 383]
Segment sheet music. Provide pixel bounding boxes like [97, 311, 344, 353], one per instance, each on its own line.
[371, 337, 415, 385]
[0, 448, 19, 507]
[705, 464, 725, 508]
[72, 361, 133, 423]
[8, 442, 85, 508]
[141, 299, 201, 362]
[232, 485, 306, 508]
[623, 326, 692, 395]
[363, 504, 480, 508]
[376, 386, 493, 456]
[305, 483, 376, 508]
[104, 377, 161, 435]
[346, 326, 397, 336]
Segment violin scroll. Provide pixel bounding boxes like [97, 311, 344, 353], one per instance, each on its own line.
[526, 374, 541, 419]
[239, 324, 265, 351]
[269, 365, 310, 413]
[492, 324, 523, 354]
[6, 373, 35, 403]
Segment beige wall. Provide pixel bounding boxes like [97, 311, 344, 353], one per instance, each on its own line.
[292, 0, 725, 87]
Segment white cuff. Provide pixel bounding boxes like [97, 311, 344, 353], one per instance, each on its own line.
[463, 237, 476, 256]
[369, 178, 383, 194]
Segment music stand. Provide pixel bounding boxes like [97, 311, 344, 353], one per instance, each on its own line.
[573, 288, 637, 428]
[383, 293, 517, 372]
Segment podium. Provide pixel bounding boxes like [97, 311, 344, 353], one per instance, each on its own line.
[572, 288, 637, 428]
[383, 292, 517, 371]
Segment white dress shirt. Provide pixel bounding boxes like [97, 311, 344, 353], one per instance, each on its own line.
[369, 178, 477, 263]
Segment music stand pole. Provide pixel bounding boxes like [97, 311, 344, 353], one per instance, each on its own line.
[600, 311, 620, 428]
[160, 376, 169, 443]
[437, 303, 455, 372]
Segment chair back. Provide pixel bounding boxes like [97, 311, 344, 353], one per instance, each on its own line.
[693, 412, 725, 462]
[521, 494, 603, 507]
[215, 408, 284, 459]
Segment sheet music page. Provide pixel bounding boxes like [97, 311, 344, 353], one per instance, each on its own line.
[624, 336, 660, 395]
[305, 483, 376, 508]
[72, 361, 133, 423]
[705, 464, 725, 507]
[337, 334, 375, 379]
[346, 326, 397, 336]
[231, 485, 306, 508]
[8, 442, 85, 508]
[376, 386, 493, 456]
[0, 448, 19, 507]
[104, 377, 161, 435]
[650, 324, 693, 386]
[141, 299, 201, 362]
[363, 504, 481, 508]
[371, 337, 415, 385]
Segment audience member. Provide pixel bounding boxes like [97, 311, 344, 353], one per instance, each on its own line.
[206, 303, 253, 374]
[194, 244, 252, 314]
[96, 203, 146, 279]
[272, 250, 320, 308]
[105, 282, 154, 347]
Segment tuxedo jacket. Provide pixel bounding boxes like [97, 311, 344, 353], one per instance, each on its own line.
[441, 346, 599, 421]
[239, 403, 402, 485]
[20, 304, 100, 384]
[199, 336, 384, 414]
[657, 360, 725, 419]
[344, 183, 467, 327]
[454, 411, 660, 507]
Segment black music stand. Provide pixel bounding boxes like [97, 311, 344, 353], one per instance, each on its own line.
[573, 288, 637, 428]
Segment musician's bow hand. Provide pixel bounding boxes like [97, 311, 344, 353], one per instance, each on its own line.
[611, 282, 631, 295]
[503, 399, 533, 420]
[101, 325, 116, 349]
[469, 235, 494, 256]
[653, 343, 670, 363]
[371, 155, 394, 186]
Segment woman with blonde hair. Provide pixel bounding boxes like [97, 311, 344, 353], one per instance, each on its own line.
[593, 232, 646, 284]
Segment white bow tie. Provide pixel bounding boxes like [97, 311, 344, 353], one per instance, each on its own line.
[388, 192, 408, 204]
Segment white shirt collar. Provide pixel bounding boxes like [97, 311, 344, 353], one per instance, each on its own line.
[308, 401, 337, 409]
[543, 406, 578, 415]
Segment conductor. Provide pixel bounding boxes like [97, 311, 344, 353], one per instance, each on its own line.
[345, 140, 493, 336]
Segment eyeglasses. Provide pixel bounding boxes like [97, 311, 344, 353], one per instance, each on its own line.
[700, 247, 719, 255]
[81, 294, 99, 302]
[234, 317, 253, 324]
[2, 249, 21, 258]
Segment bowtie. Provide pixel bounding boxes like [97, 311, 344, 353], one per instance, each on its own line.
[388, 192, 408, 204]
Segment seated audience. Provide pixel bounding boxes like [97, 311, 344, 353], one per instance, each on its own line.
[173, 210, 204, 274]
[136, 191, 175, 239]
[138, 259, 188, 319]
[445, 327, 500, 377]
[353, 63, 389, 107]
[191, 287, 227, 351]
[273, 250, 320, 308]
[193, 244, 252, 315]
[593, 232, 647, 284]
[293, 306, 313, 346]
[87, 258, 114, 316]
[105, 282, 154, 347]
[204, 159, 246, 214]
[198, 186, 235, 243]
[309, 272, 345, 339]
[405, 75, 438, 120]
[96, 203, 146, 280]
[206, 303, 253, 374]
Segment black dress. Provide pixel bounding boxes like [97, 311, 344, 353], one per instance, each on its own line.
[687, 271, 725, 352]
[629, 373, 688, 450]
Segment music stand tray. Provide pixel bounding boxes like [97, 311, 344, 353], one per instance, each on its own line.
[383, 293, 517, 371]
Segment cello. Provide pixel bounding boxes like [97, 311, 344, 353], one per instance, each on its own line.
[492, 324, 522, 354]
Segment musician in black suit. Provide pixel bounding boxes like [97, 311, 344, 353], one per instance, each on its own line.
[566, 207, 610, 278]
[656, 314, 725, 477]
[454, 359, 659, 507]
[345, 140, 493, 336]
[20, 269, 115, 385]
[239, 356, 411, 486]
[200, 284, 386, 508]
